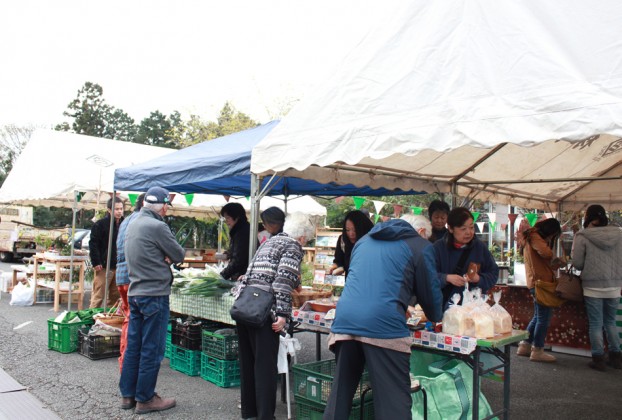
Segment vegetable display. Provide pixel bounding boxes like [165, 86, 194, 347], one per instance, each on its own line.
[172, 267, 236, 297]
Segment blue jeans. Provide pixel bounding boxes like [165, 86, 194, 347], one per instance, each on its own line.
[526, 288, 553, 348]
[119, 295, 169, 403]
[584, 296, 621, 356]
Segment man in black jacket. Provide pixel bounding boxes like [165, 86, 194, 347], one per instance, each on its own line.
[89, 197, 124, 308]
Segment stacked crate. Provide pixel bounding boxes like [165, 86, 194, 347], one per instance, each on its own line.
[164, 322, 172, 359]
[169, 320, 204, 376]
[292, 359, 374, 420]
[200, 328, 240, 388]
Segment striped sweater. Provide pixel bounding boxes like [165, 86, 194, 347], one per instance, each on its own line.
[243, 232, 303, 317]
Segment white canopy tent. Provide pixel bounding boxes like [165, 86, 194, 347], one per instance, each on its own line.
[0, 129, 173, 208]
[251, 0, 622, 212]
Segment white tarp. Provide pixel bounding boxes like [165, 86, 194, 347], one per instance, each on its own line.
[0, 129, 173, 206]
[251, 0, 622, 211]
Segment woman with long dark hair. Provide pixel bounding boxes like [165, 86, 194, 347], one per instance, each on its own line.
[516, 218, 563, 362]
[572, 205, 622, 371]
[327, 210, 374, 277]
[432, 207, 499, 308]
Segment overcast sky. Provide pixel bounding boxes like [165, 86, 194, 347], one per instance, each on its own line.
[0, 0, 383, 127]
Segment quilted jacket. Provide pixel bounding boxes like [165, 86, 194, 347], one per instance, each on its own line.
[571, 226, 622, 288]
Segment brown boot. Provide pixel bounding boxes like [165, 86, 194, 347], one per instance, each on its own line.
[135, 394, 176, 415]
[120, 397, 136, 410]
[589, 354, 607, 371]
[607, 352, 622, 369]
[516, 341, 531, 357]
[530, 347, 556, 363]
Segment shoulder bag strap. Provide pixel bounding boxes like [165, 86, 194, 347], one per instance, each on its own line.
[453, 247, 473, 276]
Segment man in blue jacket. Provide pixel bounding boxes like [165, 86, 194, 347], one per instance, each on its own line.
[324, 217, 443, 420]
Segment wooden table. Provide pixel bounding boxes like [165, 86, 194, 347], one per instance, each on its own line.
[32, 253, 87, 312]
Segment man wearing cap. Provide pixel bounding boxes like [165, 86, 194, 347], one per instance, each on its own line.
[119, 187, 185, 415]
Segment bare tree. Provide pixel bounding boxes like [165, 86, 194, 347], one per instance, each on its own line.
[0, 124, 36, 186]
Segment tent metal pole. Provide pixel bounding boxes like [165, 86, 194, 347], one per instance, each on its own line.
[103, 192, 117, 311]
[67, 190, 79, 312]
[248, 174, 262, 261]
[450, 183, 458, 209]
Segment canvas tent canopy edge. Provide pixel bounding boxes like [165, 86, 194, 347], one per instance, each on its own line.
[250, 0, 622, 211]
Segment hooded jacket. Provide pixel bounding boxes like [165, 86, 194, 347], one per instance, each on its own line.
[571, 226, 622, 288]
[330, 219, 443, 339]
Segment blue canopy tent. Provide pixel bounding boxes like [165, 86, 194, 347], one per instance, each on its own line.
[113, 120, 424, 197]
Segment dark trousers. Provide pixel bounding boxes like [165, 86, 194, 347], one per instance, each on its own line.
[324, 340, 412, 420]
[237, 321, 280, 420]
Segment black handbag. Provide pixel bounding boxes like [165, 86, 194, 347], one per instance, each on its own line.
[230, 284, 274, 327]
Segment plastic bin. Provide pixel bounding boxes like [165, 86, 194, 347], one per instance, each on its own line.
[47, 318, 95, 353]
[293, 359, 371, 405]
[169, 344, 201, 376]
[200, 353, 240, 388]
[201, 329, 239, 360]
[77, 329, 121, 360]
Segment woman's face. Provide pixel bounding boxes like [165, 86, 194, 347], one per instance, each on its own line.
[262, 221, 281, 235]
[345, 220, 357, 244]
[223, 213, 237, 229]
[431, 210, 448, 230]
[449, 218, 475, 244]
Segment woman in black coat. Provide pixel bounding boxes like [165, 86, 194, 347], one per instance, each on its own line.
[220, 203, 252, 281]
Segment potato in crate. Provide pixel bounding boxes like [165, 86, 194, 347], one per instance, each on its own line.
[201, 328, 239, 360]
[77, 328, 121, 360]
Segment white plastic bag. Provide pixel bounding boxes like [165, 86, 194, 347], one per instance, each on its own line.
[10, 280, 34, 306]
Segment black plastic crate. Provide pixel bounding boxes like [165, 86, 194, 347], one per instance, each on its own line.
[77, 329, 121, 360]
[172, 319, 221, 350]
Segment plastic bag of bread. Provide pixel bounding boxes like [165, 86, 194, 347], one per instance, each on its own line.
[469, 305, 495, 338]
[489, 290, 512, 334]
[442, 294, 473, 336]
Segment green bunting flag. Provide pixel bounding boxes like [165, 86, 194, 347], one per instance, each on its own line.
[374, 214, 381, 223]
[489, 221, 497, 231]
[185, 193, 194, 206]
[471, 211, 480, 222]
[525, 213, 538, 227]
[353, 196, 365, 209]
[75, 191, 85, 203]
[411, 206, 423, 215]
[128, 193, 138, 206]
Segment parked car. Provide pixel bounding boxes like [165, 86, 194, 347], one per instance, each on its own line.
[73, 229, 91, 252]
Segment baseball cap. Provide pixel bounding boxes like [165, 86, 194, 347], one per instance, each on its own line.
[144, 186, 173, 206]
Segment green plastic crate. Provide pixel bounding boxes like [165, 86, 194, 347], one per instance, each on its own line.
[293, 359, 371, 405]
[169, 344, 201, 376]
[200, 353, 240, 388]
[47, 318, 95, 353]
[295, 395, 374, 420]
[201, 329, 239, 360]
[164, 331, 172, 359]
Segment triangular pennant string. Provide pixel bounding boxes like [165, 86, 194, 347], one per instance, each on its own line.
[373, 200, 386, 214]
[487, 213, 497, 224]
[471, 212, 480, 222]
[128, 193, 138, 206]
[185, 193, 194, 206]
[75, 191, 86, 203]
[353, 196, 365, 210]
[476, 222, 486, 233]
[489, 221, 497, 231]
[334, 196, 344, 204]
[223, 195, 230, 202]
[508, 214, 518, 225]
[411, 206, 423, 215]
[525, 213, 539, 227]
[374, 214, 381, 223]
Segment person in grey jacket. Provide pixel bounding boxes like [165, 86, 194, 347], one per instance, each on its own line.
[571, 204, 622, 371]
[119, 186, 185, 414]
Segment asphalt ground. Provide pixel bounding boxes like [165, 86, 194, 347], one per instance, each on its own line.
[1, 263, 621, 419]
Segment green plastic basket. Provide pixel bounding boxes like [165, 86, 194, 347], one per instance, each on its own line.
[47, 318, 95, 353]
[292, 359, 371, 405]
[295, 395, 374, 420]
[201, 329, 239, 360]
[200, 353, 240, 388]
[169, 344, 201, 376]
[164, 331, 172, 359]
